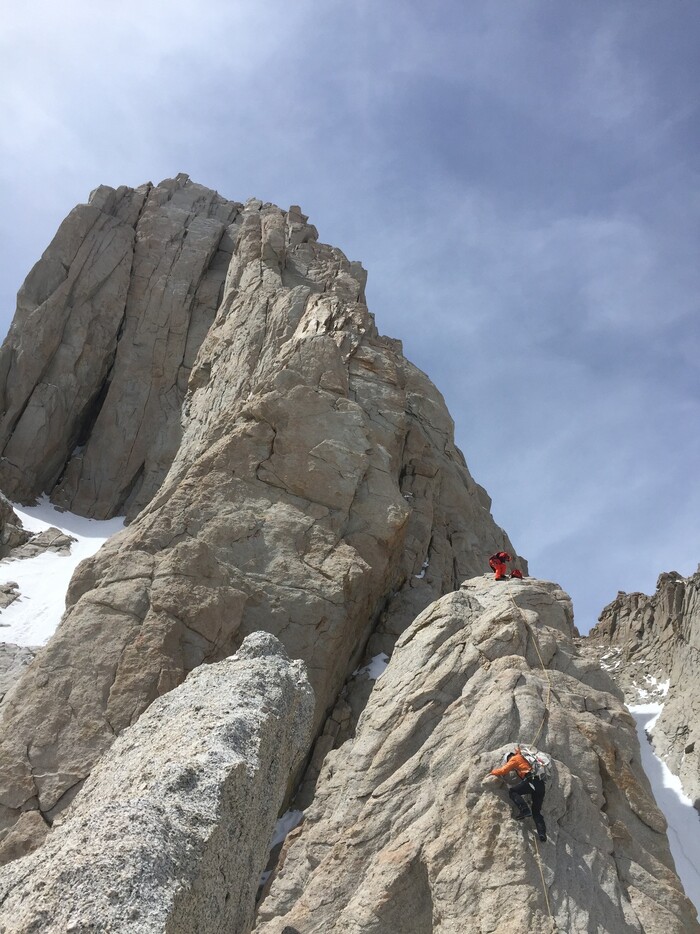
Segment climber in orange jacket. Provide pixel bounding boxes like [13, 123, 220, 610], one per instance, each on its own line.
[488, 551, 512, 581]
[487, 750, 547, 841]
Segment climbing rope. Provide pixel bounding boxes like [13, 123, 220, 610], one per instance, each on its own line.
[502, 576, 552, 746]
[533, 836, 557, 932]
[502, 575, 558, 932]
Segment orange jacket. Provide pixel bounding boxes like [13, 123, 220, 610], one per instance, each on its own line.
[490, 751, 532, 780]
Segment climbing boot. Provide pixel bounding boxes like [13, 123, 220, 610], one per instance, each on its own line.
[514, 808, 531, 820]
[534, 815, 547, 841]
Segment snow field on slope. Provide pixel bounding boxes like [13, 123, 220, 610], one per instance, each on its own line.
[0, 498, 124, 646]
[630, 703, 700, 915]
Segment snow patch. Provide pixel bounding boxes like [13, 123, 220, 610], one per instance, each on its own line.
[0, 498, 125, 646]
[414, 558, 430, 580]
[270, 809, 304, 849]
[354, 652, 389, 680]
[259, 809, 305, 889]
[630, 703, 700, 914]
[630, 674, 672, 702]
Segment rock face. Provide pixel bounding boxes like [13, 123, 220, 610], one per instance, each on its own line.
[0, 177, 520, 858]
[0, 644, 35, 705]
[255, 577, 699, 934]
[0, 175, 240, 519]
[0, 495, 30, 558]
[588, 569, 700, 811]
[0, 632, 314, 933]
[0, 584, 19, 612]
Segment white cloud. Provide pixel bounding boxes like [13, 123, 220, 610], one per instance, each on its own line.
[1, 0, 698, 636]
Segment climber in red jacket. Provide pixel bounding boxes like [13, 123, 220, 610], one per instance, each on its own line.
[489, 551, 512, 581]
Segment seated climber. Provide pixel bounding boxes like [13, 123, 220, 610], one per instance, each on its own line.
[488, 551, 512, 580]
[486, 749, 547, 841]
[510, 569, 524, 580]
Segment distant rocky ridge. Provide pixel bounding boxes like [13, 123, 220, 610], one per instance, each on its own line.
[255, 577, 699, 934]
[0, 176, 522, 861]
[587, 569, 700, 812]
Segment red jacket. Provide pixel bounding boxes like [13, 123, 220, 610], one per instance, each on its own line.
[490, 751, 532, 780]
[489, 552, 512, 564]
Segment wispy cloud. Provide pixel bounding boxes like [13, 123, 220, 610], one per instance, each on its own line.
[1, 0, 698, 629]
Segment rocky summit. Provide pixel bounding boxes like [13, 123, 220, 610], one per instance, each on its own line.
[0, 177, 697, 932]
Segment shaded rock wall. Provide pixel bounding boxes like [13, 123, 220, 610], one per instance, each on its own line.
[0, 495, 30, 559]
[588, 569, 700, 811]
[0, 633, 314, 933]
[256, 577, 699, 934]
[0, 177, 520, 859]
[0, 175, 239, 519]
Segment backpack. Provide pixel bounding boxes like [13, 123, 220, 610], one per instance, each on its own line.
[517, 745, 553, 783]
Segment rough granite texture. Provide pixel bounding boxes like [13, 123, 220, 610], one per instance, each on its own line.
[587, 569, 700, 812]
[0, 496, 30, 559]
[0, 645, 35, 705]
[0, 177, 521, 857]
[2, 527, 76, 560]
[0, 632, 314, 934]
[0, 176, 239, 519]
[255, 577, 699, 934]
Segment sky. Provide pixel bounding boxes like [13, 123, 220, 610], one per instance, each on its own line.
[1, 0, 699, 632]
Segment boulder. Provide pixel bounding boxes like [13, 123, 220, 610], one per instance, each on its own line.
[0, 495, 30, 558]
[4, 527, 76, 560]
[0, 632, 314, 933]
[0, 583, 19, 612]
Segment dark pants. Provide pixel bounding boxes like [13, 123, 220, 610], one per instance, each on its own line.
[509, 776, 546, 836]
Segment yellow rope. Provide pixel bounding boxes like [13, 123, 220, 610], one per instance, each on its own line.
[534, 836, 557, 932]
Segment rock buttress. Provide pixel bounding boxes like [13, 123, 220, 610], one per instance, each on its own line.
[255, 578, 699, 934]
[0, 633, 314, 934]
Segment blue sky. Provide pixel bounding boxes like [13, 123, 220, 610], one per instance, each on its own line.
[1, 1, 699, 631]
